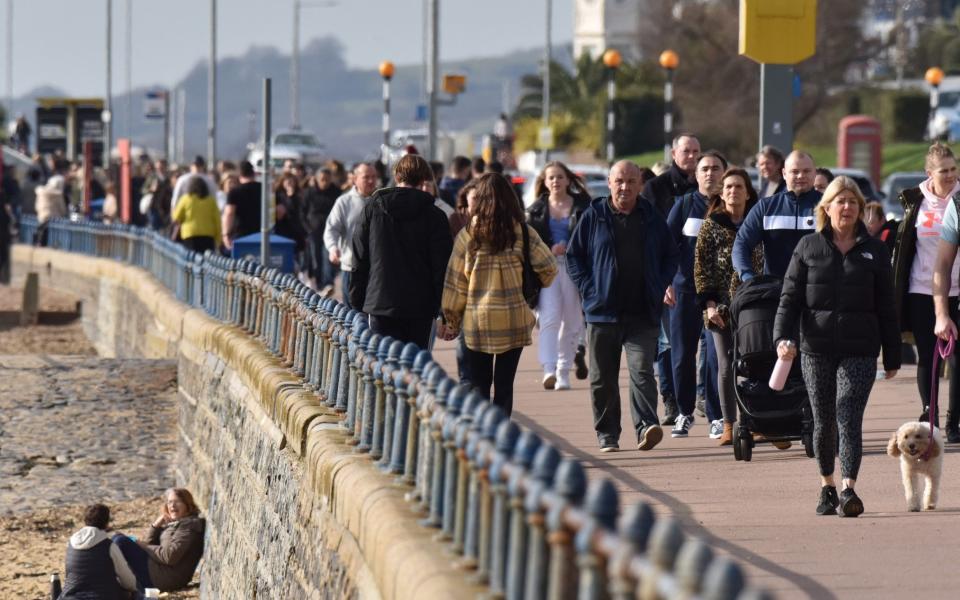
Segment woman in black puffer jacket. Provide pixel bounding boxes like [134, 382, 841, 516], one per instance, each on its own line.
[773, 176, 901, 519]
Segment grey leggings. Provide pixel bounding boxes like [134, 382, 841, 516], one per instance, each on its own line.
[710, 327, 737, 423]
[800, 354, 876, 480]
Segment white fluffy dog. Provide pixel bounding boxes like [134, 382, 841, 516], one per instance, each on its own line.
[886, 422, 943, 512]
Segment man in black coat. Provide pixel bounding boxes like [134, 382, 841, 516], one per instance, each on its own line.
[640, 133, 700, 425]
[349, 154, 453, 348]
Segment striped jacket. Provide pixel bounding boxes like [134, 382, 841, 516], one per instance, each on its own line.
[442, 221, 558, 354]
[732, 188, 822, 281]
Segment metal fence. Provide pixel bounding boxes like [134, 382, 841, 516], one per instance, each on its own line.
[19, 216, 773, 600]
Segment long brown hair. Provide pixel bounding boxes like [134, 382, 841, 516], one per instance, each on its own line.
[162, 487, 200, 520]
[706, 167, 759, 217]
[468, 173, 525, 253]
[533, 161, 587, 199]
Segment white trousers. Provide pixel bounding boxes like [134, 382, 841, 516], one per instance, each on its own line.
[537, 256, 584, 373]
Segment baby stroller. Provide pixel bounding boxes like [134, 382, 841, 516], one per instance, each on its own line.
[728, 275, 814, 461]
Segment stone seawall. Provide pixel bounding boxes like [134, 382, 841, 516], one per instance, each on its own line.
[12, 245, 480, 600]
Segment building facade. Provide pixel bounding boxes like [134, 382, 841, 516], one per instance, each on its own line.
[573, 0, 643, 63]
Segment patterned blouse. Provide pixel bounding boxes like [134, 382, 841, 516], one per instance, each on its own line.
[694, 212, 764, 330]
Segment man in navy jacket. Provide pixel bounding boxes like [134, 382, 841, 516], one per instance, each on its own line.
[733, 151, 822, 281]
[567, 161, 680, 452]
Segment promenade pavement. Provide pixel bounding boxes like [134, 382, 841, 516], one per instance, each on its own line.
[431, 335, 960, 599]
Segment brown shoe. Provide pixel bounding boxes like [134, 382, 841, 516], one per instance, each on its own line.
[718, 422, 733, 446]
[637, 425, 663, 451]
[753, 433, 792, 450]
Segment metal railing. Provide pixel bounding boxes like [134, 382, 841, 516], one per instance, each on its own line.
[19, 216, 773, 600]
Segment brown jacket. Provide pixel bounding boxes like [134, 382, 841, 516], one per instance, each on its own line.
[143, 515, 205, 591]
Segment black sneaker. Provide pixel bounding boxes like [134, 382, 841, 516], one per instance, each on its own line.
[947, 427, 960, 444]
[838, 488, 864, 518]
[661, 396, 679, 426]
[599, 437, 619, 453]
[816, 485, 839, 516]
[574, 345, 589, 380]
[918, 407, 940, 428]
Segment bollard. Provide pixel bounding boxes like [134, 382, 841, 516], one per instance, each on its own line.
[574, 479, 620, 600]
[487, 420, 521, 597]
[673, 539, 714, 599]
[377, 340, 405, 470]
[700, 558, 745, 600]
[639, 518, 685, 600]
[472, 401, 509, 584]
[503, 430, 543, 600]
[521, 444, 562, 600]
[607, 502, 655, 600]
[438, 384, 472, 539]
[355, 333, 383, 451]
[545, 460, 589, 600]
[387, 343, 420, 475]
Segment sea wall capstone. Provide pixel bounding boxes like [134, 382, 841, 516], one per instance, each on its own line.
[12, 245, 481, 599]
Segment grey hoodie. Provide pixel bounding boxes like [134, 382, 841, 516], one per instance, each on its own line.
[68, 526, 138, 592]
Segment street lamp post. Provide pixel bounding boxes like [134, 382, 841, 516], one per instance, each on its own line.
[926, 66, 945, 140]
[292, 0, 337, 131]
[104, 0, 113, 169]
[602, 49, 621, 165]
[208, 0, 216, 167]
[379, 61, 394, 159]
[659, 49, 679, 163]
[542, 0, 552, 164]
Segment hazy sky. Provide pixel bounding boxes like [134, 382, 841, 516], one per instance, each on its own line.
[3, 0, 574, 97]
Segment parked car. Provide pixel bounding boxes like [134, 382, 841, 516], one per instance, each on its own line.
[827, 167, 881, 201]
[247, 130, 325, 172]
[880, 171, 927, 219]
[928, 79, 960, 140]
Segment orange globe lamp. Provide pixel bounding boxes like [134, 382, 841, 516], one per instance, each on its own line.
[659, 50, 679, 70]
[379, 61, 395, 80]
[602, 49, 622, 69]
[926, 67, 945, 87]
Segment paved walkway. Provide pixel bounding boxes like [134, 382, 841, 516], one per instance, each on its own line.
[431, 335, 960, 599]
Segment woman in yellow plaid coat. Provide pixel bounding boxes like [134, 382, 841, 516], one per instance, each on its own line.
[441, 173, 558, 416]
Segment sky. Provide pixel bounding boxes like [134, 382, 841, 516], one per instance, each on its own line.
[2, 0, 574, 98]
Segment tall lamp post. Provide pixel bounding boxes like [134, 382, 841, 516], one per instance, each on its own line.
[926, 66, 945, 140]
[602, 49, 621, 165]
[291, 0, 337, 131]
[659, 49, 679, 162]
[379, 61, 394, 161]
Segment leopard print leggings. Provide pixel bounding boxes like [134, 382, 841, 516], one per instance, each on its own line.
[800, 354, 876, 480]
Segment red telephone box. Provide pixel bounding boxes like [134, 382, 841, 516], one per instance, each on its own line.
[837, 115, 882, 189]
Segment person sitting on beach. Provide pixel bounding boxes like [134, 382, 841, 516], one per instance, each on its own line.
[112, 488, 205, 592]
[59, 503, 138, 599]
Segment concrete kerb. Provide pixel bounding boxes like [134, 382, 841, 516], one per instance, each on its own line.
[14, 244, 484, 600]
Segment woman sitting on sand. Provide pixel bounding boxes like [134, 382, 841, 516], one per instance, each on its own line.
[112, 488, 205, 592]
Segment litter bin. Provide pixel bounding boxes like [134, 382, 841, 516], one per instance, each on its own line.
[231, 232, 296, 273]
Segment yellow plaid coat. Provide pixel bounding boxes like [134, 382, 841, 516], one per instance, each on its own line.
[442, 222, 558, 354]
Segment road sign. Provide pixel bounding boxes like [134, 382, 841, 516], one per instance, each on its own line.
[144, 90, 166, 120]
[739, 0, 817, 65]
[415, 104, 428, 121]
[442, 74, 466, 95]
[537, 126, 554, 150]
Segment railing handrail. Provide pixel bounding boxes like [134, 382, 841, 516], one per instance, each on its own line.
[17, 215, 772, 600]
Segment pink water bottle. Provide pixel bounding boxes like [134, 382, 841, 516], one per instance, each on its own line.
[769, 340, 795, 391]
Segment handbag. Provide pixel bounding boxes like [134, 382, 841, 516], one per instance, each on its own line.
[520, 224, 542, 309]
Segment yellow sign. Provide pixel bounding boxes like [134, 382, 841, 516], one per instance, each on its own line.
[442, 74, 466, 95]
[537, 126, 554, 150]
[739, 0, 816, 65]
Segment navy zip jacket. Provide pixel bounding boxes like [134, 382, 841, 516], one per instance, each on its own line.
[732, 187, 822, 281]
[566, 196, 679, 324]
[666, 190, 709, 292]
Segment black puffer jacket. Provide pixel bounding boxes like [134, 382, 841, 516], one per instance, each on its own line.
[640, 163, 696, 218]
[525, 194, 590, 249]
[891, 186, 924, 331]
[773, 223, 901, 371]
[349, 186, 453, 318]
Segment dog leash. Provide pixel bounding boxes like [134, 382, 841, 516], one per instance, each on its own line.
[924, 335, 955, 460]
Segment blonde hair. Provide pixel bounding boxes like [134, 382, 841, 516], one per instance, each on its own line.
[815, 175, 865, 231]
[926, 142, 955, 171]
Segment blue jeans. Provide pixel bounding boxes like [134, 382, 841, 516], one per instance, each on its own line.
[112, 534, 153, 590]
[340, 270, 352, 309]
[669, 288, 719, 417]
[656, 311, 675, 401]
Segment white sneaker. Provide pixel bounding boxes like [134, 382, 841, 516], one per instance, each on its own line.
[554, 371, 570, 390]
[671, 414, 694, 438]
[708, 419, 723, 439]
[542, 372, 557, 390]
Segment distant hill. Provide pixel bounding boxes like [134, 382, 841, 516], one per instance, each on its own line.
[7, 37, 571, 163]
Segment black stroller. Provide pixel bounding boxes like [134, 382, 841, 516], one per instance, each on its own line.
[728, 275, 815, 461]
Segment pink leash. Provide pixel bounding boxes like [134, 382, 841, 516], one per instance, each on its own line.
[924, 335, 955, 459]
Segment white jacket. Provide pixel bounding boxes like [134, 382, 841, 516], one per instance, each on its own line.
[323, 187, 370, 271]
